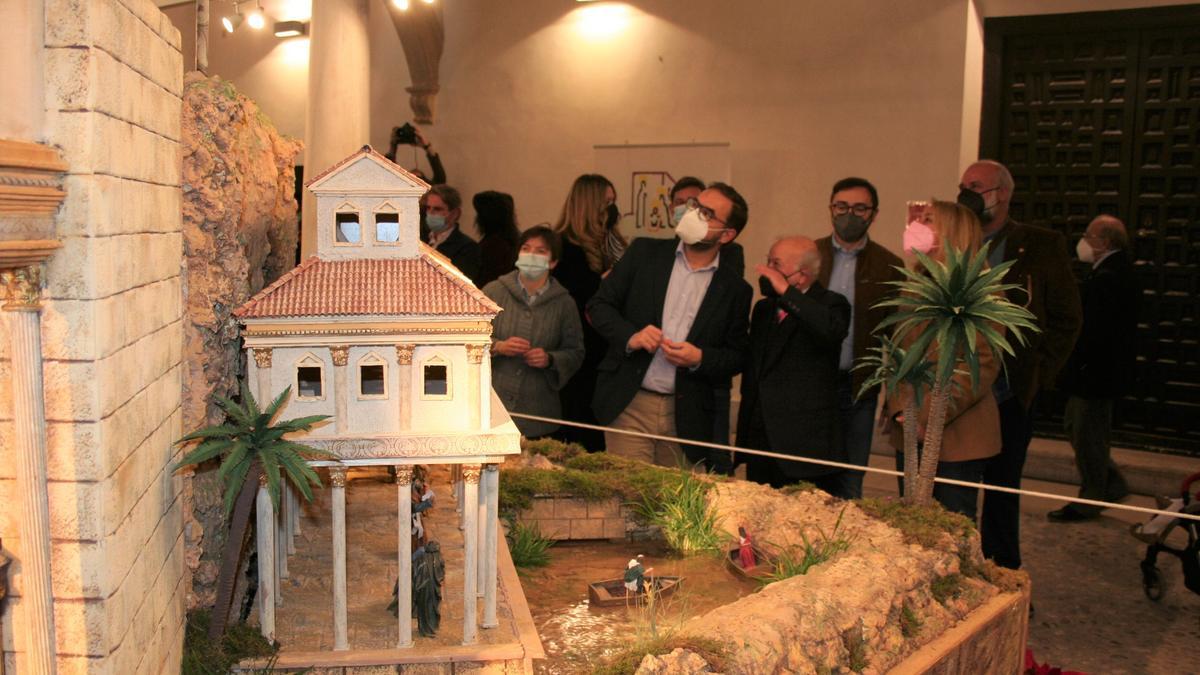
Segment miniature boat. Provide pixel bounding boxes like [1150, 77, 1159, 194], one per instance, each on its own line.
[587, 576, 683, 607]
[725, 544, 776, 581]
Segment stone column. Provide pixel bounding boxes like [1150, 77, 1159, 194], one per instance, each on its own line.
[466, 344, 485, 430]
[395, 465, 413, 648]
[303, 0, 371, 257]
[476, 495, 486, 596]
[286, 485, 297, 555]
[277, 487, 288, 587]
[482, 464, 500, 628]
[256, 474, 276, 640]
[330, 466, 349, 650]
[330, 345, 349, 434]
[395, 344, 414, 429]
[461, 464, 481, 645]
[2, 264, 58, 675]
[252, 347, 273, 404]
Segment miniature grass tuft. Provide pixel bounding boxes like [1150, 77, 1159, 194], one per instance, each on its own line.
[593, 634, 732, 675]
[181, 610, 276, 675]
[900, 601, 922, 638]
[521, 437, 586, 463]
[761, 506, 852, 585]
[855, 497, 974, 550]
[780, 481, 819, 495]
[931, 573, 964, 604]
[507, 521, 554, 568]
[636, 470, 723, 556]
[843, 621, 869, 673]
[498, 449, 694, 515]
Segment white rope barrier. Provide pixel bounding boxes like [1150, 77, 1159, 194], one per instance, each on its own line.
[509, 411, 1200, 524]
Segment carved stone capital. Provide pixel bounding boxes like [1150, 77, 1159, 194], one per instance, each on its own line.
[466, 343, 488, 364]
[395, 344, 415, 365]
[329, 466, 347, 488]
[0, 264, 43, 311]
[462, 464, 481, 484]
[483, 463, 499, 473]
[252, 347, 273, 368]
[329, 345, 350, 366]
[395, 465, 413, 486]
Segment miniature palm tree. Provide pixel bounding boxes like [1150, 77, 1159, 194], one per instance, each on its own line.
[858, 245, 1039, 505]
[174, 382, 331, 638]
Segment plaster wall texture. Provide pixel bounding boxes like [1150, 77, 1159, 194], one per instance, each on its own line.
[0, 0, 47, 141]
[0, 0, 186, 672]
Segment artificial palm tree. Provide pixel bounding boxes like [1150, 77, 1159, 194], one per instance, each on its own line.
[858, 244, 1039, 505]
[174, 382, 331, 638]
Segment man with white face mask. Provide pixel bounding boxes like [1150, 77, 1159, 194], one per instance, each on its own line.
[588, 183, 753, 472]
[957, 159, 1082, 571]
[815, 177, 904, 499]
[1049, 215, 1139, 522]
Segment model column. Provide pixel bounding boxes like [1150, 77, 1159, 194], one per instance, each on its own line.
[3, 264, 58, 675]
[331, 345, 349, 434]
[466, 344, 486, 430]
[396, 344, 414, 428]
[395, 465, 414, 647]
[255, 473, 276, 640]
[461, 464, 481, 645]
[330, 466, 349, 650]
[482, 463, 500, 628]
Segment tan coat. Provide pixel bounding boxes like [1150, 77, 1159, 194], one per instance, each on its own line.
[885, 325, 1002, 464]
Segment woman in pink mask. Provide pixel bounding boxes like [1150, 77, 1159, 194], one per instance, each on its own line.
[885, 200, 1003, 520]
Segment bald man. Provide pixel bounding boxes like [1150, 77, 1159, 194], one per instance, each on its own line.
[958, 160, 1082, 569]
[736, 237, 851, 496]
[1050, 215, 1139, 521]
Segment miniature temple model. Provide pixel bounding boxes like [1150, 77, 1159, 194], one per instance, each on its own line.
[233, 145, 521, 649]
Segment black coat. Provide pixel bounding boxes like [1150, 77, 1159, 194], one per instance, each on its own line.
[1057, 249, 1140, 399]
[587, 238, 752, 452]
[435, 227, 482, 286]
[736, 282, 851, 478]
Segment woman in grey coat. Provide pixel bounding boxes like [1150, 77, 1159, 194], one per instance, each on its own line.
[482, 226, 585, 438]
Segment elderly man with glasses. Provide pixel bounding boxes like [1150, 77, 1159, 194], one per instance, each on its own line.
[815, 177, 905, 499]
[588, 183, 753, 473]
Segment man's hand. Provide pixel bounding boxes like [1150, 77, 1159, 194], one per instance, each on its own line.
[524, 348, 550, 368]
[412, 124, 432, 151]
[661, 338, 702, 368]
[627, 325, 663, 353]
[755, 264, 790, 296]
[494, 336, 531, 357]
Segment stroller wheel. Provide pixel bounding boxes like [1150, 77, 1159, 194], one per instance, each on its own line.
[1141, 562, 1163, 601]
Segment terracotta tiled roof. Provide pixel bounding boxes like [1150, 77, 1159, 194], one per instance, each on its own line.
[234, 246, 500, 319]
[304, 144, 430, 191]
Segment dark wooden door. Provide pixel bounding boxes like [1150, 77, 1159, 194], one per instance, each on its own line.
[983, 8, 1200, 455]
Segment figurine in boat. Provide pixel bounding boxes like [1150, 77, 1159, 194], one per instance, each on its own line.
[623, 554, 654, 593]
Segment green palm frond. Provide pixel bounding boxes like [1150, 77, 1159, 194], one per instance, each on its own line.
[174, 385, 333, 516]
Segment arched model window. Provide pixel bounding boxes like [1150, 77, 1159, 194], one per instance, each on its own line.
[358, 352, 388, 399]
[295, 353, 325, 400]
[421, 355, 451, 399]
[374, 202, 401, 244]
[334, 202, 362, 244]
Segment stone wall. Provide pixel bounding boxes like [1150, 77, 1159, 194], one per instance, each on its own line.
[517, 496, 630, 541]
[179, 73, 302, 611]
[0, 0, 186, 672]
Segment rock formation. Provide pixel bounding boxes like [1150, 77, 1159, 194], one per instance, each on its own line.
[180, 72, 302, 609]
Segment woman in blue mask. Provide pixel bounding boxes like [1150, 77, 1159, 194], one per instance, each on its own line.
[482, 226, 586, 439]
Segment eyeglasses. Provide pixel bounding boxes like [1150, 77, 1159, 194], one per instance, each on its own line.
[685, 197, 727, 225]
[829, 202, 876, 217]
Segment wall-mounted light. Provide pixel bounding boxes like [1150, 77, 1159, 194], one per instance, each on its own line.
[392, 0, 410, 9]
[274, 20, 308, 38]
[247, 1, 266, 30]
[221, 2, 244, 33]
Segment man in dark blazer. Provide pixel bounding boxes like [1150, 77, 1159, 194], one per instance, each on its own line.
[738, 237, 851, 495]
[588, 183, 753, 472]
[958, 160, 1083, 569]
[1050, 215, 1139, 521]
[816, 177, 905, 499]
[423, 184, 482, 285]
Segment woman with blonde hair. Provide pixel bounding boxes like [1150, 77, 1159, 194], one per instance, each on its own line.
[885, 199, 1002, 519]
[551, 174, 624, 450]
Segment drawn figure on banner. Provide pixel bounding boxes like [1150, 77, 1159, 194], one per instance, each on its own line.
[626, 171, 677, 237]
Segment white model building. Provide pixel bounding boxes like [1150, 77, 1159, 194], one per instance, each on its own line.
[233, 145, 520, 650]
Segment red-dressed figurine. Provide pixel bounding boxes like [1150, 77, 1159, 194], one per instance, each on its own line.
[738, 525, 756, 569]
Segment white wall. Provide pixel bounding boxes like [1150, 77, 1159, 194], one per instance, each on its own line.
[0, 0, 45, 141]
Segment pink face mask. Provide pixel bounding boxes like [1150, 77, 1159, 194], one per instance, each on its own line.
[903, 220, 937, 255]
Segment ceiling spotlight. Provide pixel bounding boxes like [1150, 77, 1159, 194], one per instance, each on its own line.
[392, 0, 410, 10]
[247, 1, 266, 29]
[419, 0, 435, 4]
[273, 20, 307, 38]
[221, 5, 243, 33]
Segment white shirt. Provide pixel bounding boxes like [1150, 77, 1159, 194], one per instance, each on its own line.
[640, 243, 720, 394]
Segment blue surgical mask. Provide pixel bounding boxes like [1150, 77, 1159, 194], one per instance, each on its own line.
[671, 204, 688, 227]
[426, 214, 448, 232]
[515, 252, 551, 280]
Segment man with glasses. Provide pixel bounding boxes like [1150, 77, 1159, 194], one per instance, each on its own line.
[957, 160, 1081, 571]
[588, 183, 753, 472]
[738, 237, 850, 492]
[815, 177, 905, 499]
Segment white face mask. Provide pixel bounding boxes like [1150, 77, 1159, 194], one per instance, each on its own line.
[1076, 238, 1095, 264]
[675, 207, 721, 247]
[515, 252, 551, 280]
